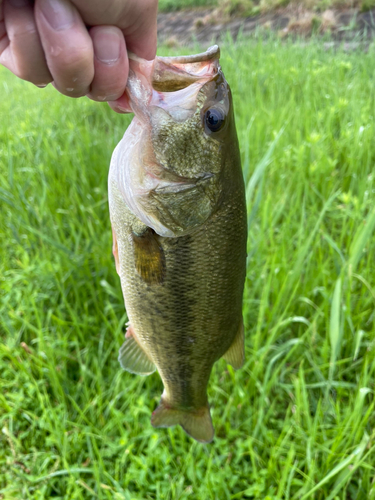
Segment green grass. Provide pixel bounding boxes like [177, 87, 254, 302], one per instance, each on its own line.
[158, 0, 217, 12]
[1, 37, 375, 499]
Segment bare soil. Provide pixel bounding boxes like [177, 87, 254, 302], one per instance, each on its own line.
[157, 6, 375, 48]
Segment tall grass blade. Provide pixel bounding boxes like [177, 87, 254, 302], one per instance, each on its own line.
[246, 126, 285, 203]
[348, 206, 375, 272]
[300, 433, 369, 500]
[329, 277, 342, 381]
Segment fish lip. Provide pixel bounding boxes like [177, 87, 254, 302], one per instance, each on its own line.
[128, 45, 220, 66]
[155, 45, 220, 65]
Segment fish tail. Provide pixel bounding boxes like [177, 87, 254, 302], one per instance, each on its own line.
[151, 400, 214, 444]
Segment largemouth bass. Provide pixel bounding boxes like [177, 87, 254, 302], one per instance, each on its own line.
[109, 45, 247, 443]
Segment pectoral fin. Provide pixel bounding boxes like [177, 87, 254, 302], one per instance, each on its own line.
[118, 325, 156, 376]
[222, 321, 245, 370]
[132, 228, 166, 285]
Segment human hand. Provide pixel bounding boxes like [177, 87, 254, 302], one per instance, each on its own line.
[0, 0, 158, 108]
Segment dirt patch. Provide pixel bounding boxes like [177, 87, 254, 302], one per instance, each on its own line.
[157, 6, 375, 47]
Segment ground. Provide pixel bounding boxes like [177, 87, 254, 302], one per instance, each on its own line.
[157, 5, 375, 46]
[1, 27, 375, 500]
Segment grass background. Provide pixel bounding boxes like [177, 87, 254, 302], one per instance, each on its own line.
[159, 0, 217, 12]
[1, 36, 375, 499]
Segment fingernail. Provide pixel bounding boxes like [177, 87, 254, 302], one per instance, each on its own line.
[8, 0, 30, 7]
[94, 28, 121, 65]
[39, 0, 75, 31]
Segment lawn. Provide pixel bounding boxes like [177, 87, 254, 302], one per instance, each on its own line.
[1, 37, 375, 499]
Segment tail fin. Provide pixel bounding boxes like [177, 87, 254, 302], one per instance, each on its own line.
[151, 400, 214, 443]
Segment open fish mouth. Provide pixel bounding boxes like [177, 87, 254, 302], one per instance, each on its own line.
[125, 45, 221, 120]
[150, 45, 220, 92]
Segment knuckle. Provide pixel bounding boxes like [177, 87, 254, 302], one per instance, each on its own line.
[7, 13, 38, 40]
[50, 47, 93, 97]
[50, 45, 90, 69]
[16, 67, 50, 85]
[12, 25, 37, 39]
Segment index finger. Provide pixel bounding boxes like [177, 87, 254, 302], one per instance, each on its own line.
[1, 0, 52, 85]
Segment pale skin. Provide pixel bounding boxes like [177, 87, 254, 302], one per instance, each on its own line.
[0, 0, 158, 112]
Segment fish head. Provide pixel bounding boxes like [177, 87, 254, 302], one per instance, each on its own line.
[128, 45, 236, 178]
[111, 45, 240, 237]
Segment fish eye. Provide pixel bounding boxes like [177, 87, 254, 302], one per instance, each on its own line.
[204, 108, 225, 133]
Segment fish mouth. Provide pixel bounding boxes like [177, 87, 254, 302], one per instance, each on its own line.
[150, 45, 220, 92]
[127, 45, 220, 94]
[109, 46, 221, 113]
[125, 45, 222, 126]
[154, 45, 220, 65]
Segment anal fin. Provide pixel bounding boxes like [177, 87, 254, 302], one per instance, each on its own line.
[222, 320, 245, 370]
[118, 325, 156, 376]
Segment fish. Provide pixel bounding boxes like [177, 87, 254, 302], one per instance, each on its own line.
[108, 45, 247, 443]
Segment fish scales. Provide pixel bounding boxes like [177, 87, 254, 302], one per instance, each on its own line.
[109, 45, 247, 443]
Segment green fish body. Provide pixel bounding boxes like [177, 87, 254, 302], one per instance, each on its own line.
[109, 46, 247, 443]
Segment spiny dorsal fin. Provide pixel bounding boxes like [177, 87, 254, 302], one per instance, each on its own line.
[132, 228, 165, 285]
[222, 320, 245, 370]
